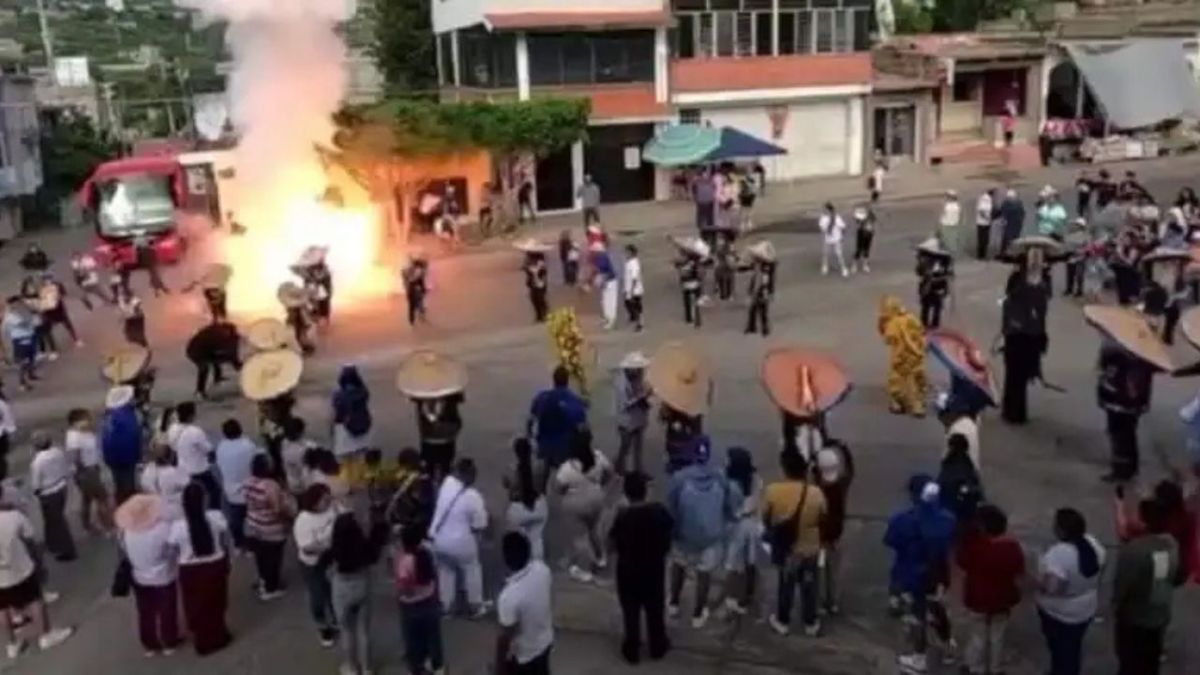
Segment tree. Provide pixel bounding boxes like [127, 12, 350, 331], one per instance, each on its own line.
[894, 0, 1049, 34]
[366, 0, 438, 94]
[28, 111, 123, 227]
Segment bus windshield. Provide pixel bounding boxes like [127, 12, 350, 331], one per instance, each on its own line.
[96, 174, 175, 238]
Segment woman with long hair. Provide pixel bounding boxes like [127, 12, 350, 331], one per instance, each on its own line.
[394, 523, 444, 674]
[554, 427, 612, 583]
[1035, 508, 1104, 675]
[331, 365, 372, 461]
[330, 512, 385, 675]
[293, 484, 337, 647]
[505, 438, 548, 560]
[245, 454, 295, 601]
[167, 482, 232, 655]
[722, 447, 762, 615]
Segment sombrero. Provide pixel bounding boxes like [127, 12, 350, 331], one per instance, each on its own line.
[915, 237, 951, 258]
[199, 263, 232, 289]
[277, 281, 311, 308]
[296, 245, 328, 268]
[747, 240, 777, 263]
[671, 236, 710, 258]
[1009, 236, 1065, 256]
[101, 345, 150, 384]
[395, 349, 468, 398]
[114, 494, 163, 533]
[761, 348, 851, 418]
[926, 328, 997, 405]
[1083, 305, 1175, 372]
[240, 349, 304, 401]
[1141, 247, 1191, 267]
[105, 385, 135, 410]
[619, 350, 651, 370]
[647, 342, 712, 417]
[513, 238, 552, 254]
[244, 318, 293, 352]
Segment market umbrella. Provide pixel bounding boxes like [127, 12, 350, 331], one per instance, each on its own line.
[1083, 305, 1175, 372]
[704, 127, 786, 162]
[761, 347, 851, 417]
[642, 124, 722, 166]
[926, 328, 997, 406]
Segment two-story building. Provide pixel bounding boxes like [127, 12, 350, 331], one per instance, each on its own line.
[430, 0, 875, 213]
[0, 70, 42, 240]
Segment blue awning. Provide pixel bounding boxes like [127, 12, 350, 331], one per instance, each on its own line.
[643, 125, 786, 166]
[705, 127, 786, 161]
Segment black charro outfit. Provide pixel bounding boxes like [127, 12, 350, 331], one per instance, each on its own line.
[1097, 344, 1154, 482]
[414, 393, 464, 479]
[917, 253, 952, 329]
[1000, 270, 1050, 424]
[713, 245, 737, 301]
[185, 321, 242, 398]
[402, 260, 429, 326]
[675, 254, 703, 328]
[524, 253, 549, 323]
[744, 261, 775, 336]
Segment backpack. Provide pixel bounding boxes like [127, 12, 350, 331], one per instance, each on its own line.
[677, 472, 728, 548]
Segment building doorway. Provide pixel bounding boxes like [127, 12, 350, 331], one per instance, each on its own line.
[584, 124, 655, 204]
[873, 105, 916, 160]
[535, 146, 575, 212]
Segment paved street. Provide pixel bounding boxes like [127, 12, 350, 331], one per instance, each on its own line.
[3, 157, 1200, 674]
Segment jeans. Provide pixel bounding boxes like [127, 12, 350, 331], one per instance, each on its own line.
[1115, 619, 1164, 675]
[251, 538, 286, 593]
[1038, 609, 1090, 675]
[38, 489, 76, 560]
[435, 545, 484, 611]
[695, 202, 715, 231]
[301, 562, 335, 631]
[963, 610, 1009, 674]
[332, 572, 372, 673]
[775, 554, 819, 628]
[191, 469, 223, 510]
[615, 426, 645, 475]
[225, 503, 248, 550]
[400, 596, 445, 673]
[134, 582, 180, 652]
[1064, 261, 1084, 297]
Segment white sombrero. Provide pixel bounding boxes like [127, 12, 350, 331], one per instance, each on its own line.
[240, 349, 304, 401]
[395, 349, 468, 398]
[277, 281, 311, 309]
[244, 318, 294, 352]
[101, 345, 150, 384]
[747, 240, 776, 263]
[619, 351, 651, 370]
[513, 238, 552, 254]
[296, 246, 328, 268]
[106, 385, 135, 410]
[916, 237, 951, 258]
[671, 236, 710, 258]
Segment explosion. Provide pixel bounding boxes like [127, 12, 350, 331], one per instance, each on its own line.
[178, 0, 390, 316]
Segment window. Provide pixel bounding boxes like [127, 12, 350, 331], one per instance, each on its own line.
[814, 10, 835, 53]
[779, 0, 810, 7]
[710, 0, 738, 8]
[832, 9, 852, 53]
[797, 10, 814, 53]
[778, 11, 797, 54]
[457, 28, 516, 88]
[735, 12, 754, 56]
[952, 74, 979, 102]
[754, 12, 773, 56]
[527, 32, 656, 86]
[680, 108, 702, 124]
[529, 36, 563, 85]
[562, 40, 592, 84]
[715, 11, 735, 57]
[698, 13, 715, 57]
[673, 0, 707, 8]
[675, 15, 696, 58]
[852, 8, 871, 51]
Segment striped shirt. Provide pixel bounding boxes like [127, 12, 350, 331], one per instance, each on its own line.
[244, 477, 293, 542]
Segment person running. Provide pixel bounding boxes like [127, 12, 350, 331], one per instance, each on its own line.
[505, 438, 548, 561]
[666, 448, 739, 629]
[36, 274, 81, 354]
[554, 429, 612, 583]
[28, 431, 76, 562]
[0, 484, 73, 659]
[2, 298, 39, 391]
[331, 365, 373, 462]
[244, 454, 295, 601]
[609, 472, 673, 664]
[293, 484, 337, 647]
[431, 458, 490, 617]
[401, 253, 429, 326]
[1035, 508, 1104, 675]
[763, 450, 827, 636]
[818, 203, 848, 277]
[495, 532, 555, 675]
[523, 249, 550, 323]
[169, 482, 232, 656]
[115, 284, 147, 348]
[329, 512, 386, 675]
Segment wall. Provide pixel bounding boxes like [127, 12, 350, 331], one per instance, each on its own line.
[433, 0, 666, 33]
[0, 75, 42, 199]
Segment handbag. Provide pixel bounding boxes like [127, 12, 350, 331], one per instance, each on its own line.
[111, 557, 133, 598]
[767, 483, 809, 567]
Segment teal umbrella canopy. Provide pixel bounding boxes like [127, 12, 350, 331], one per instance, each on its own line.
[642, 124, 721, 166]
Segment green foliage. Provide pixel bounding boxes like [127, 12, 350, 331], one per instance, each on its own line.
[894, 0, 1047, 34]
[364, 0, 438, 93]
[29, 111, 123, 225]
[894, 1, 934, 34]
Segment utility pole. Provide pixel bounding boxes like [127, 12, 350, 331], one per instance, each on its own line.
[35, 0, 55, 70]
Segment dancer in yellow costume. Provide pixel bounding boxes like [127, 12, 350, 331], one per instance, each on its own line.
[878, 296, 927, 416]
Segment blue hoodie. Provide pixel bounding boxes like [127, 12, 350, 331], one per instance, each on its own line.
[668, 460, 741, 554]
[101, 403, 142, 469]
[883, 473, 956, 594]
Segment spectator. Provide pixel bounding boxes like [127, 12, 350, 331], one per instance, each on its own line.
[245, 454, 295, 601]
[938, 434, 984, 527]
[554, 428, 612, 583]
[102, 385, 142, 505]
[495, 532, 554, 675]
[527, 367, 589, 487]
[395, 523, 444, 675]
[975, 189, 994, 260]
[814, 442, 855, 615]
[166, 402, 219, 508]
[763, 450, 827, 636]
[431, 458, 490, 617]
[386, 448, 435, 537]
[168, 482, 233, 655]
[609, 472, 673, 664]
[613, 351, 652, 475]
[939, 190, 962, 254]
[0, 387, 13, 480]
[332, 365, 373, 461]
[692, 169, 717, 236]
[577, 174, 601, 227]
[329, 512, 386, 675]
[622, 245, 645, 331]
[139, 442, 188, 521]
[818, 203, 849, 277]
[215, 418, 262, 552]
[956, 503, 1026, 675]
[1036, 508, 1104, 675]
[115, 494, 179, 656]
[997, 189, 1026, 256]
[722, 447, 762, 616]
[518, 176, 536, 224]
[505, 438, 548, 561]
[28, 430, 76, 562]
[0, 484, 72, 658]
[293, 484, 337, 647]
[886, 475, 957, 673]
[1113, 498, 1180, 675]
[2, 297, 38, 391]
[65, 409, 112, 533]
[280, 417, 316, 495]
[666, 448, 739, 629]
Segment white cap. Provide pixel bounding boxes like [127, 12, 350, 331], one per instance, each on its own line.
[816, 448, 842, 482]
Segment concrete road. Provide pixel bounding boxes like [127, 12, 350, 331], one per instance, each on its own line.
[3, 161, 1200, 674]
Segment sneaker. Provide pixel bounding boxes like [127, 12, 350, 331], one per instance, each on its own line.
[821, 267, 829, 276]
[897, 653, 927, 673]
[595, 556, 608, 570]
[469, 601, 493, 620]
[667, 603, 680, 619]
[6, 640, 26, 659]
[37, 627, 72, 651]
[841, 268, 849, 278]
[258, 589, 285, 602]
[863, 263, 871, 273]
[144, 651, 160, 658]
[568, 565, 594, 584]
[724, 597, 748, 616]
[319, 629, 337, 648]
[690, 608, 710, 629]
[767, 614, 789, 636]
[802, 622, 821, 637]
[47, 352, 59, 362]
[339, 664, 359, 675]
[162, 647, 176, 656]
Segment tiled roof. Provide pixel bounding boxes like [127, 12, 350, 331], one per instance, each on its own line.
[670, 53, 872, 93]
[485, 9, 670, 31]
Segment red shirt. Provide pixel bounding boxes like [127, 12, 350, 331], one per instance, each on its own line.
[956, 531, 1026, 615]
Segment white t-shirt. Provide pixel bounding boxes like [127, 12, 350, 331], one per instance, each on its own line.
[293, 509, 337, 567]
[819, 214, 846, 244]
[505, 497, 548, 561]
[140, 464, 189, 520]
[30, 447, 71, 496]
[1036, 536, 1106, 624]
[281, 438, 316, 491]
[975, 194, 994, 227]
[169, 423, 214, 476]
[623, 257, 644, 299]
[215, 437, 262, 505]
[0, 399, 15, 437]
[0, 510, 35, 588]
[123, 521, 176, 587]
[167, 510, 229, 565]
[940, 201, 962, 228]
[430, 475, 488, 559]
[554, 451, 611, 501]
[498, 560, 555, 664]
[65, 429, 101, 469]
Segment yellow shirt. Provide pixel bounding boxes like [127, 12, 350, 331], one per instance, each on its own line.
[764, 480, 828, 557]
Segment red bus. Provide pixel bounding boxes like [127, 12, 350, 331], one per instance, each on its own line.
[78, 155, 189, 268]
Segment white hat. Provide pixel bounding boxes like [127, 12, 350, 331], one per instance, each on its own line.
[620, 351, 650, 370]
[816, 448, 842, 483]
[1005, 189, 1017, 198]
[1040, 184, 1057, 197]
[853, 207, 868, 220]
[945, 189, 958, 198]
[920, 481, 941, 503]
[106, 385, 135, 410]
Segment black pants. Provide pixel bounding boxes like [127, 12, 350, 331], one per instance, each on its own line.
[407, 292, 426, 326]
[854, 229, 874, 261]
[44, 308, 78, 344]
[420, 439, 456, 479]
[191, 468, 224, 511]
[529, 289, 548, 323]
[1000, 227, 1020, 256]
[124, 316, 148, 347]
[1114, 266, 1140, 306]
[38, 489, 76, 561]
[110, 465, 139, 505]
[975, 225, 991, 259]
[1115, 620, 1164, 675]
[1002, 333, 1042, 424]
[1162, 305, 1180, 345]
[745, 299, 770, 336]
[715, 269, 734, 300]
[682, 288, 701, 327]
[1077, 195, 1090, 218]
[195, 358, 238, 397]
[919, 296, 943, 329]
[1106, 410, 1141, 480]
[625, 296, 643, 329]
[508, 646, 551, 675]
[1064, 261, 1084, 297]
[695, 203, 714, 232]
[251, 538, 286, 593]
[518, 199, 535, 223]
[618, 570, 669, 662]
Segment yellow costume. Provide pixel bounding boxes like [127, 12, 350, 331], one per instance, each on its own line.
[878, 296, 927, 416]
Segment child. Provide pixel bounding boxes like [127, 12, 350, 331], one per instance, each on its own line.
[558, 230, 579, 287]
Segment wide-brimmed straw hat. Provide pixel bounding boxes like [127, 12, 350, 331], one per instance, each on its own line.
[240, 349, 304, 401]
[114, 494, 163, 533]
[513, 238, 552, 254]
[244, 318, 294, 352]
[1141, 247, 1191, 267]
[915, 237, 951, 258]
[1008, 236, 1065, 256]
[647, 342, 712, 417]
[619, 351, 651, 370]
[200, 263, 232, 289]
[747, 240, 776, 263]
[671, 236, 710, 258]
[761, 347, 851, 418]
[105, 385, 135, 409]
[1083, 305, 1175, 372]
[926, 328, 997, 405]
[101, 345, 150, 384]
[277, 281, 310, 308]
[296, 245, 328, 267]
[395, 349, 467, 398]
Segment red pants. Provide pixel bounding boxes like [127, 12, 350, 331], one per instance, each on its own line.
[179, 559, 231, 655]
[134, 582, 180, 651]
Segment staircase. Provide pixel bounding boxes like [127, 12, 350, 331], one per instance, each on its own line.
[931, 136, 1044, 171]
